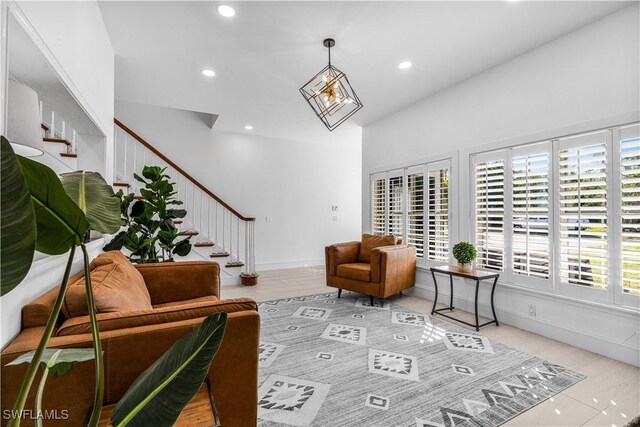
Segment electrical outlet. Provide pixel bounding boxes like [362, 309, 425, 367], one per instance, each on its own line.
[332, 216, 338, 222]
[528, 304, 536, 317]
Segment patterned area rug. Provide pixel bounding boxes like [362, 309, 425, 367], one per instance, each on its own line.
[256, 291, 585, 427]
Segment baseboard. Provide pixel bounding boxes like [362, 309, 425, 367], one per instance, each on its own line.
[408, 285, 640, 367]
[256, 259, 323, 271]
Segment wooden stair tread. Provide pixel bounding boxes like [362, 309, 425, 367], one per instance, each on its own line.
[179, 231, 199, 236]
[173, 220, 183, 224]
[44, 137, 71, 145]
[60, 152, 77, 158]
[210, 252, 230, 258]
[112, 182, 130, 187]
[133, 195, 145, 200]
[41, 123, 49, 131]
[225, 261, 244, 268]
[194, 242, 215, 247]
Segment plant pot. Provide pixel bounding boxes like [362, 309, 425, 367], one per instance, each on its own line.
[458, 262, 473, 272]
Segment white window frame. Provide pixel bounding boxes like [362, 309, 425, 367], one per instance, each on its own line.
[554, 130, 612, 304]
[467, 121, 639, 309]
[510, 141, 553, 290]
[470, 150, 509, 276]
[366, 153, 457, 269]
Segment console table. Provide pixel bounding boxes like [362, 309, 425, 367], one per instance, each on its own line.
[430, 265, 500, 331]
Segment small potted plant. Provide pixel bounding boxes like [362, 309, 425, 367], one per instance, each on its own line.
[452, 241, 477, 272]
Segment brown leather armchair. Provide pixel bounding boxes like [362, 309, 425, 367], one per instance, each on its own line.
[325, 234, 416, 304]
[1, 260, 260, 427]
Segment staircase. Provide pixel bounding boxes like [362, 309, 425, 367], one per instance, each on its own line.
[113, 119, 258, 286]
[39, 101, 80, 174]
[36, 103, 257, 285]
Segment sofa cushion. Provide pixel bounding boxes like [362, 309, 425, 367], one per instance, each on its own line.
[153, 295, 218, 309]
[336, 263, 371, 282]
[358, 234, 397, 263]
[57, 297, 257, 336]
[62, 251, 152, 318]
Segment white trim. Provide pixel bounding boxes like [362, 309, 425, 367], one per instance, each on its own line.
[409, 283, 639, 366]
[5, 2, 107, 138]
[460, 112, 639, 160]
[256, 259, 324, 271]
[367, 150, 458, 175]
[416, 265, 639, 318]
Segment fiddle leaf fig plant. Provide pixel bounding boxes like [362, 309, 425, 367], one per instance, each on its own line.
[104, 165, 192, 263]
[3, 136, 223, 427]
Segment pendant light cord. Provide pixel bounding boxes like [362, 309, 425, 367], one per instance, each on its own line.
[328, 44, 331, 66]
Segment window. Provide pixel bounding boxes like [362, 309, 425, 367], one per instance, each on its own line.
[371, 176, 386, 235]
[512, 148, 550, 279]
[619, 125, 640, 296]
[427, 166, 449, 261]
[558, 132, 608, 290]
[474, 158, 505, 271]
[407, 170, 425, 257]
[388, 174, 404, 239]
[369, 158, 452, 262]
[470, 122, 640, 305]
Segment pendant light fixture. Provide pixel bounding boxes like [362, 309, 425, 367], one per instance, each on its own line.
[299, 38, 363, 131]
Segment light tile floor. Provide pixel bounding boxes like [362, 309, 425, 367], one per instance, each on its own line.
[224, 267, 640, 427]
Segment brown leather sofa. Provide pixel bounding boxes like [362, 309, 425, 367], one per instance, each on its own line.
[325, 234, 416, 303]
[0, 254, 260, 427]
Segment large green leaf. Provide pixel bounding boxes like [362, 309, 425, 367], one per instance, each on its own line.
[18, 156, 90, 255]
[60, 171, 121, 234]
[0, 136, 36, 295]
[111, 313, 227, 427]
[7, 348, 96, 377]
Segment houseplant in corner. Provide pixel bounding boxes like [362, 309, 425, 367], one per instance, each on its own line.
[452, 241, 477, 272]
[2, 136, 228, 426]
[104, 165, 192, 263]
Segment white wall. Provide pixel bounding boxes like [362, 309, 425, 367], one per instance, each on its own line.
[362, 5, 640, 365]
[0, 1, 114, 348]
[116, 100, 362, 270]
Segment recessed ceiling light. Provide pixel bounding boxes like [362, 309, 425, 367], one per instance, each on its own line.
[217, 4, 235, 17]
[201, 69, 216, 77]
[244, 125, 253, 130]
[398, 61, 412, 70]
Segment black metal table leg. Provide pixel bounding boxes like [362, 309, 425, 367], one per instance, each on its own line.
[490, 276, 499, 326]
[474, 279, 480, 331]
[449, 274, 454, 310]
[431, 270, 439, 315]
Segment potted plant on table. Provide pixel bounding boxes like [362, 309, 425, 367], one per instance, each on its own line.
[452, 241, 477, 272]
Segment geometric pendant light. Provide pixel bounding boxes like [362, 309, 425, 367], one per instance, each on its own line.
[299, 38, 363, 131]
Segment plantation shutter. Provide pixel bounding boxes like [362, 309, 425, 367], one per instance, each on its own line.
[388, 171, 404, 240]
[427, 162, 450, 262]
[406, 166, 425, 257]
[474, 155, 506, 271]
[558, 131, 608, 289]
[511, 144, 551, 279]
[619, 125, 640, 295]
[371, 174, 387, 235]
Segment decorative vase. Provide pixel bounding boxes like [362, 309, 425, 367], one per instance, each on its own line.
[458, 262, 473, 272]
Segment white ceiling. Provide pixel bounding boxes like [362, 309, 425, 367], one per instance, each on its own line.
[99, 1, 631, 143]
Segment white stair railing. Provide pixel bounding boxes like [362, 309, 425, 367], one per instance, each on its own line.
[113, 119, 258, 285]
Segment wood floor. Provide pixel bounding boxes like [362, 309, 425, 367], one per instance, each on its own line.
[222, 267, 640, 427]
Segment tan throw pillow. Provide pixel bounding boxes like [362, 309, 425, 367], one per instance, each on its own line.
[358, 234, 397, 263]
[62, 251, 152, 318]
